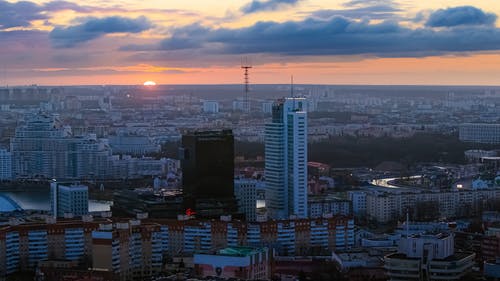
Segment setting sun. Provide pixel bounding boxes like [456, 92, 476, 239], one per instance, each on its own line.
[143, 81, 156, 86]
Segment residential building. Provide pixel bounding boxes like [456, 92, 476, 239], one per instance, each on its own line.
[0, 219, 98, 276]
[10, 113, 112, 180]
[459, 123, 500, 144]
[50, 181, 89, 218]
[202, 100, 219, 113]
[194, 247, 270, 280]
[0, 216, 354, 278]
[92, 221, 163, 281]
[234, 178, 266, 221]
[0, 149, 11, 180]
[365, 187, 500, 223]
[262, 101, 273, 114]
[108, 134, 161, 156]
[348, 191, 367, 217]
[308, 195, 351, 218]
[265, 98, 308, 219]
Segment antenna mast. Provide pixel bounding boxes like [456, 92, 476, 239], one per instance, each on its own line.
[241, 57, 252, 113]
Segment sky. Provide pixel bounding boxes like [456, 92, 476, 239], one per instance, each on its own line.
[2, 0, 500, 86]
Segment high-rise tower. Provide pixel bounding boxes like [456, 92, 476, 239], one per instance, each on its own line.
[264, 98, 308, 219]
[180, 129, 237, 218]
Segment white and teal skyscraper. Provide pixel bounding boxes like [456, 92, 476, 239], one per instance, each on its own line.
[265, 97, 308, 219]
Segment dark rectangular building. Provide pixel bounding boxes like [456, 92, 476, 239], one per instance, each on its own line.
[181, 129, 237, 217]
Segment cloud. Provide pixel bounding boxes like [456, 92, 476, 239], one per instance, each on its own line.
[241, 0, 301, 14]
[153, 12, 500, 57]
[0, 0, 47, 28]
[0, 0, 200, 30]
[311, 5, 401, 21]
[43, 1, 95, 13]
[50, 16, 152, 48]
[43, 1, 201, 17]
[343, 0, 397, 7]
[426, 6, 497, 27]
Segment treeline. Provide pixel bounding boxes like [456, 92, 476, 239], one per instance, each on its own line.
[236, 133, 498, 168]
[161, 133, 498, 168]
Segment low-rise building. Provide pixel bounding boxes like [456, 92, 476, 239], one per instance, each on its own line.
[385, 233, 475, 281]
[194, 246, 270, 280]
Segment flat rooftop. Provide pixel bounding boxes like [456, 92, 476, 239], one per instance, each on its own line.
[218, 246, 265, 257]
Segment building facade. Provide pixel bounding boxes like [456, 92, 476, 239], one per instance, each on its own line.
[234, 178, 267, 221]
[0, 215, 354, 279]
[202, 100, 219, 113]
[10, 113, 112, 180]
[308, 195, 351, 218]
[265, 98, 308, 219]
[365, 187, 500, 223]
[0, 149, 12, 180]
[459, 123, 500, 144]
[194, 247, 270, 280]
[348, 191, 367, 217]
[50, 181, 89, 218]
[181, 130, 237, 218]
[385, 233, 475, 281]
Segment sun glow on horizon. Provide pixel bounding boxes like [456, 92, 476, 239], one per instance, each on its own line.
[143, 81, 156, 86]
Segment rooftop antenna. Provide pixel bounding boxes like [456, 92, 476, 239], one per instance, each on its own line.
[291, 75, 296, 110]
[241, 57, 252, 113]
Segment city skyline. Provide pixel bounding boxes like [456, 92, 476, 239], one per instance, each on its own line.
[2, 0, 500, 86]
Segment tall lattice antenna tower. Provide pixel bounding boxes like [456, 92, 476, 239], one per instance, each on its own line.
[241, 57, 252, 112]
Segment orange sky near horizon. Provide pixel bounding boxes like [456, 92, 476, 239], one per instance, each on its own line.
[2, 0, 500, 86]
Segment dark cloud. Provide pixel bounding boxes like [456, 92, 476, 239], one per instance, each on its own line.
[0, 0, 47, 28]
[426, 6, 497, 27]
[50, 16, 152, 48]
[241, 0, 301, 14]
[43, 1, 95, 13]
[0, 0, 200, 30]
[153, 14, 500, 57]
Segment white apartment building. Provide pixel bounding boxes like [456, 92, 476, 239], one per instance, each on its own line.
[385, 233, 475, 281]
[265, 98, 308, 219]
[50, 181, 89, 218]
[202, 100, 219, 113]
[365, 187, 500, 223]
[262, 101, 273, 114]
[348, 191, 367, 217]
[108, 134, 161, 155]
[308, 195, 351, 218]
[459, 123, 500, 144]
[0, 149, 12, 180]
[10, 113, 112, 180]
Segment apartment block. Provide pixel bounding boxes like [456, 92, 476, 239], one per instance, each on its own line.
[0, 216, 354, 279]
[365, 187, 500, 223]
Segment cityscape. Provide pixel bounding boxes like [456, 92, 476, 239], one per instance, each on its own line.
[1, 0, 500, 281]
